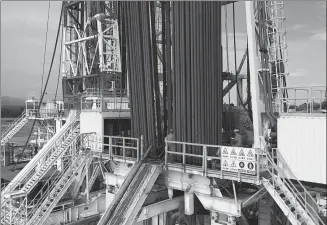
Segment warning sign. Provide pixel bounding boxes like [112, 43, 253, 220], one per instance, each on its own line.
[246, 162, 255, 175]
[220, 146, 256, 175]
[222, 147, 229, 155]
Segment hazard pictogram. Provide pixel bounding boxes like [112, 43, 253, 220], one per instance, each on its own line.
[230, 148, 237, 155]
[223, 160, 228, 167]
[231, 161, 237, 167]
[238, 149, 245, 156]
[222, 148, 228, 154]
[247, 162, 254, 170]
[247, 149, 254, 157]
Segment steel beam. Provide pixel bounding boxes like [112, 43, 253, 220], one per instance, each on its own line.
[184, 192, 194, 215]
[136, 196, 184, 222]
[196, 193, 242, 217]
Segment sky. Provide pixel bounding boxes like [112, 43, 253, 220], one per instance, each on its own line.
[1, 1, 326, 104]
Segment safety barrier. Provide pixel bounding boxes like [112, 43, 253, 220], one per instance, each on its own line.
[81, 88, 130, 112]
[89, 134, 140, 162]
[164, 139, 262, 180]
[279, 86, 326, 113]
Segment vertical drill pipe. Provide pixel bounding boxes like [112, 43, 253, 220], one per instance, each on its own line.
[180, 2, 185, 143]
[165, 2, 172, 132]
[126, 3, 138, 139]
[138, 2, 150, 147]
[161, 1, 168, 138]
[190, 2, 195, 159]
[144, 1, 155, 150]
[185, 2, 191, 149]
[150, 2, 163, 148]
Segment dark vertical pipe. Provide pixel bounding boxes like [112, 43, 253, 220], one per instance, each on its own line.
[150, 2, 163, 148]
[165, 2, 172, 132]
[161, 2, 167, 138]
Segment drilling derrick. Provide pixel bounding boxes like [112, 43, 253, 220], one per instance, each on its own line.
[1, 1, 326, 225]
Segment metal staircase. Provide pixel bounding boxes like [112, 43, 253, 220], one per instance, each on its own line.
[98, 162, 162, 225]
[261, 149, 324, 225]
[1, 110, 80, 223]
[26, 151, 91, 225]
[1, 110, 28, 145]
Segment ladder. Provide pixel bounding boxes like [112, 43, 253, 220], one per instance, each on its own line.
[1, 110, 28, 145]
[98, 162, 162, 225]
[261, 149, 325, 225]
[265, 1, 289, 112]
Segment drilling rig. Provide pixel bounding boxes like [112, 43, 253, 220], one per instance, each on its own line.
[1, 1, 326, 225]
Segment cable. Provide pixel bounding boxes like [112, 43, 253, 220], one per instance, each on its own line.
[232, 3, 248, 110]
[55, 23, 63, 101]
[13, 3, 64, 170]
[41, 1, 51, 95]
[224, 5, 231, 106]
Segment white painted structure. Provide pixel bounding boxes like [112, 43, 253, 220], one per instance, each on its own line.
[277, 114, 327, 184]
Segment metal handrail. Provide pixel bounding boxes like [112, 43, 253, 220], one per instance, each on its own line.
[28, 150, 90, 224]
[1, 110, 27, 139]
[2, 111, 80, 196]
[279, 86, 326, 113]
[7, 127, 82, 223]
[18, 122, 80, 187]
[103, 135, 139, 161]
[262, 148, 324, 225]
[164, 140, 257, 177]
[272, 148, 324, 218]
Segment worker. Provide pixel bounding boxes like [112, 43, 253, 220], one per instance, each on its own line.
[166, 129, 177, 163]
[231, 129, 243, 147]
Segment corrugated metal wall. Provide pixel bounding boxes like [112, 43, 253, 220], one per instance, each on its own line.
[277, 115, 326, 185]
[172, 2, 223, 146]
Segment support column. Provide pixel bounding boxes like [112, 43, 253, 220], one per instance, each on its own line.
[258, 195, 274, 225]
[184, 192, 194, 215]
[245, 1, 265, 148]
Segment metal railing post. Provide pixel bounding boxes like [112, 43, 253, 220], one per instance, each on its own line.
[203, 146, 207, 176]
[109, 136, 112, 159]
[182, 144, 186, 172]
[256, 148, 260, 183]
[123, 138, 126, 160]
[140, 135, 144, 161]
[164, 138, 168, 167]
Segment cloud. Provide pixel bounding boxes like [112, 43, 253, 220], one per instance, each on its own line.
[288, 24, 306, 31]
[289, 69, 308, 77]
[310, 29, 326, 41]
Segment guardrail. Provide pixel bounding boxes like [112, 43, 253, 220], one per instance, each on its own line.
[279, 86, 326, 113]
[81, 88, 130, 112]
[88, 135, 141, 162]
[164, 139, 261, 179]
[26, 109, 66, 119]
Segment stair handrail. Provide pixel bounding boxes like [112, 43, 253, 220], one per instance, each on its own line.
[28, 150, 90, 225]
[25, 132, 89, 216]
[10, 130, 82, 222]
[272, 148, 324, 221]
[15, 122, 80, 189]
[1, 111, 80, 196]
[1, 110, 27, 140]
[262, 148, 324, 225]
[26, 155, 76, 220]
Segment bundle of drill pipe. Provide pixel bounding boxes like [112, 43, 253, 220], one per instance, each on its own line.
[119, 2, 163, 155]
[172, 2, 223, 165]
[120, 2, 223, 163]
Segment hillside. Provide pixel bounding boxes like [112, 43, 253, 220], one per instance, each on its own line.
[1, 96, 25, 107]
[1, 96, 25, 118]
